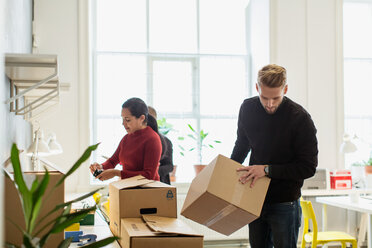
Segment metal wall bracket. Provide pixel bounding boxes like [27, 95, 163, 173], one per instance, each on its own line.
[4, 53, 59, 119]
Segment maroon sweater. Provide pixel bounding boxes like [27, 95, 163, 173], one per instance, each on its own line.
[102, 126, 162, 180]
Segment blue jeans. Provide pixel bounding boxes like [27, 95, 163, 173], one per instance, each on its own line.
[249, 199, 302, 248]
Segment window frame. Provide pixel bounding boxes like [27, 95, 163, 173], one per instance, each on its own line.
[90, 0, 252, 183]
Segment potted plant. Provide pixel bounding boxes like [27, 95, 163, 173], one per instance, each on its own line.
[157, 117, 174, 136]
[5, 143, 119, 248]
[363, 157, 372, 174]
[178, 124, 221, 175]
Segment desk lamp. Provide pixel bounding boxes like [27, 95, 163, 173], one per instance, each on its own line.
[340, 134, 369, 188]
[26, 129, 50, 170]
[26, 129, 62, 171]
[340, 134, 357, 154]
[47, 132, 63, 154]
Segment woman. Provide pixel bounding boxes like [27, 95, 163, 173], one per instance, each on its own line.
[89, 97, 162, 181]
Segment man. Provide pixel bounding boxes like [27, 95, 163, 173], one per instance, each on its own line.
[231, 64, 318, 248]
[148, 106, 174, 184]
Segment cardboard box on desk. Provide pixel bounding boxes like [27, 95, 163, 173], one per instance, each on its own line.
[4, 170, 65, 248]
[109, 175, 177, 237]
[330, 170, 352, 189]
[120, 216, 203, 248]
[181, 154, 271, 236]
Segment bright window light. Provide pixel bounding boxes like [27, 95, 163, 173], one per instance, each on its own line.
[343, 1, 372, 168]
[92, 0, 252, 183]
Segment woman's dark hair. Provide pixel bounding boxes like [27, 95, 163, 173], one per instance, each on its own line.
[122, 97, 149, 123]
[122, 97, 167, 157]
[147, 114, 159, 133]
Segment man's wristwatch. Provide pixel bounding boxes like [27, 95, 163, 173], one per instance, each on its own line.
[264, 165, 269, 176]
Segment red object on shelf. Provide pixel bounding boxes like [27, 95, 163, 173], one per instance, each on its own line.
[330, 170, 352, 189]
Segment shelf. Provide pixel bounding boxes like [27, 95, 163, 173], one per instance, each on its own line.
[4, 53, 60, 119]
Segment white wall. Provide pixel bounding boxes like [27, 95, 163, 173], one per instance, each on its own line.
[33, 0, 82, 192]
[1, 0, 33, 244]
[33, 0, 345, 193]
[269, 0, 344, 170]
[268, 0, 353, 235]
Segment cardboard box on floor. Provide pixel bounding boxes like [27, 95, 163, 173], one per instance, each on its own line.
[109, 175, 177, 237]
[120, 215, 203, 248]
[181, 154, 270, 236]
[4, 162, 65, 248]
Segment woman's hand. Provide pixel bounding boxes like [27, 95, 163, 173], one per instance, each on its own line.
[89, 162, 103, 174]
[97, 169, 121, 181]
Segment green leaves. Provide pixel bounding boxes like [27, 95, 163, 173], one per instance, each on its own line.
[366, 157, 372, 166]
[56, 143, 99, 187]
[81, 237, 120, 248]
[51, 207, 96, 234]
[157, 118, 174, 136]
[178, 124, 221, 163]
[29, 170, 50, 233]
[10, 144, 33, 231]
[57, 237, 73, 248]
[187, 124, 195, 133]
[8, 143, 118, 248]
[352, 157, 372, 167]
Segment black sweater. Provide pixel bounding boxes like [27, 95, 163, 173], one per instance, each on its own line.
[158, 135, 174, 185]
[231, 96, 318, 203]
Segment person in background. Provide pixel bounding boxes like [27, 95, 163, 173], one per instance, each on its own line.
[90, 97, 162, 181]
[230, 64, 318, 248]
[148, 106, 174, 185]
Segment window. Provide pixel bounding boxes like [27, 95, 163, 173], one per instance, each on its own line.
[343, 1, 372, 168]
[92, 0, 251, 183]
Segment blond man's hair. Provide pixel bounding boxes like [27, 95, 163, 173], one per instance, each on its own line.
[148, 106, 157, 119]
[258, 64, 287, 88]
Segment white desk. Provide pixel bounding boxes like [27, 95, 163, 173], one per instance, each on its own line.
[302, 188, 372, 197]
[65, 193, 119, 248]
[316, 195, 372, 248]
[68, 211, 120, 248]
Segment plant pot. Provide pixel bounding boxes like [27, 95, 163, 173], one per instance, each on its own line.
[365, 166, 372, 174]
[170, 165, 177, 182]
[193, 164, 206, 176]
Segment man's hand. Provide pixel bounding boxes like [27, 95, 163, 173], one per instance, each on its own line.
[237, 165, 267, 187]
[97, 169, 121, 181]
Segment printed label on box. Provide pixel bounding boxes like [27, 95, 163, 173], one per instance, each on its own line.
[335, 180, 351, 189]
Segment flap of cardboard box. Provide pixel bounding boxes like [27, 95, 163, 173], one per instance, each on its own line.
[110, 175, 175, 190]
[110, 175, 155, 190]
[2, 157, 66, 183]
[142, 180, 176, 188]
[38, 157, 67, 174]
[142, 216, 202, 237]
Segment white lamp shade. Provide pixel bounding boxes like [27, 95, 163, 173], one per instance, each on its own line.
[340, 141, 357, 154]
[48, 136, 63, 154]
[26, 129, 50, 156]
[340, 134, 357, 154]
[26, 139, 50, 156]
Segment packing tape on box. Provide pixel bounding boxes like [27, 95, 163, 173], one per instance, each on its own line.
[203, 204, 237, 227]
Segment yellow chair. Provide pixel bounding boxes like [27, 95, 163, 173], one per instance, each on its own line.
[300, 199, 357, 248]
